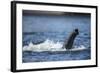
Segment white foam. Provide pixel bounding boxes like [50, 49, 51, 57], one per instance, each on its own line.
[23, 39, 86, 52]
[66, 45, 86, 51]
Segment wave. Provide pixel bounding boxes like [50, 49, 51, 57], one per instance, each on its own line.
[23, 39, 86, 52]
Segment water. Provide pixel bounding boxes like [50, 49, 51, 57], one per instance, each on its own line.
[22, 12, 91, 63]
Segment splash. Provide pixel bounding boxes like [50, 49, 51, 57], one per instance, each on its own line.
[23, 39, 86, 52]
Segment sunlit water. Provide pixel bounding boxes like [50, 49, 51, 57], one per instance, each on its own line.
[22, 13, 91, 63]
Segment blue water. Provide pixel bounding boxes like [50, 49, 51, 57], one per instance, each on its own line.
[22, 12, 91, 63]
